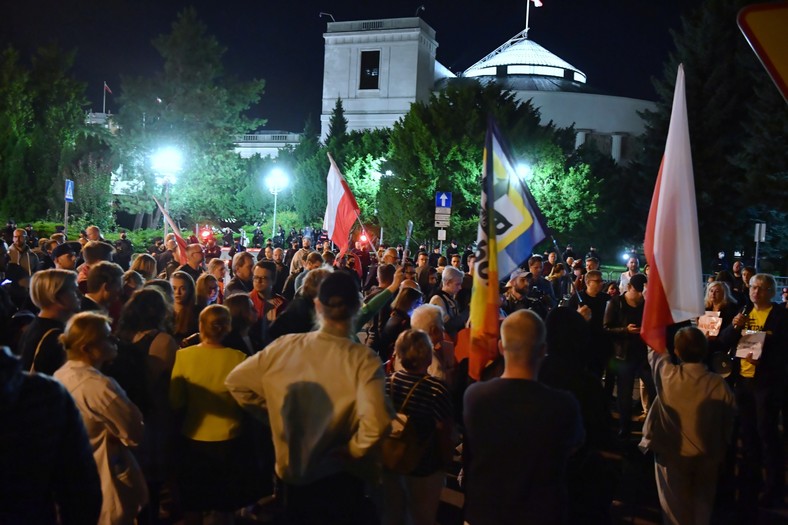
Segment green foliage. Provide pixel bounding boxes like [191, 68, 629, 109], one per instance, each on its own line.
[113, 7, 266, 226]
[381, 81, 591, 245]
[632, 0, 785, 267]
[0, 45, 89, 221]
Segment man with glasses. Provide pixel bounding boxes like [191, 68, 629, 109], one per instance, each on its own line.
[250, 261, 287, 347]
[567, 269, 611, 378]
[722, 273, 788, 508]
[176, 243, 205, 283]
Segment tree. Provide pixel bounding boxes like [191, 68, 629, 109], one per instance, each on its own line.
[381, 81, 591, 246]
[113, 8, 266, 227]
[633, 0, 775, 266]
[0, 45, 89, 221]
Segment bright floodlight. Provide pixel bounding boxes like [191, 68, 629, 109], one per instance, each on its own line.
[266, 167, 288, 194]
[516, 163, 532, 182]
[622, 252, 630, 262]
[152, 147, 183, 182]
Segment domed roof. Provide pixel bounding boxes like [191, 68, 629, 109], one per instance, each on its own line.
[464, 30, 587, 84]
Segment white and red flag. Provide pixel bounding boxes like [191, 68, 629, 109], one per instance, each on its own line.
[322, 152, 360, 257]
[641, 64, 704, 353]
[104, 81, 113, 94]
[152, 195, 188, 265]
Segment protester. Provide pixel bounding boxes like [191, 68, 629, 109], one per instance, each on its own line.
[55, 312, 148, 524]
[383, 329, 453, 525]
[604, 273, 654, 439]
[111, 287, 179, 522]
[169, 271, 200, 345]
[639, 327, 736, 525]
[720, 273, 788, 509]
[169, 305, 262, 524]
[0, 346, 102, 524]
[226, 271, 393, 524]
[18, 269, 81, 374]
[463, 309, 584, 525]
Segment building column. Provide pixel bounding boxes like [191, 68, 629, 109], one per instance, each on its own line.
[574, 129, 591, 149]
[611, 133, 624, 163]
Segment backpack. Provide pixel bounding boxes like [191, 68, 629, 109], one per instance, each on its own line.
[381, 375, 433, 474]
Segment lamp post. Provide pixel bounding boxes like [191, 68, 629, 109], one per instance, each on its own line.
[265, 167, 288, 239]
[152, 147, 183, 239]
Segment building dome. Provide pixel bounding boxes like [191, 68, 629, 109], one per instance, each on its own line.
[463, 30, 587, 85]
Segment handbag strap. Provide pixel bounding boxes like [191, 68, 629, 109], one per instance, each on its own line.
[30, 328, 60, 373]
[390, 373, 429, 412]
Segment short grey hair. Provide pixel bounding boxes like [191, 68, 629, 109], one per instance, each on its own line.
[410, 304, 444, 332]
[750, 274, 777, 294]
[30, 269, 78, 310]
[442, 266, 464, 284]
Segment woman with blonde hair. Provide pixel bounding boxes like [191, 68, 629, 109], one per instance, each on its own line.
[170, 271, 200, 345]
[18, 269, 81, 374]
[196, 273, 220, 308]
[54, 312, 147, 524]
[130, 253, 157, 282]
[383, 329, 453, 525]
[170, 305, 262, 525]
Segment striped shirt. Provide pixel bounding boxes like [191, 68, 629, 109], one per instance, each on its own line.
[386, 370, 452, 423]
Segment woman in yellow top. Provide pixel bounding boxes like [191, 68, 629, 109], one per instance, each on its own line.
[169, 305, 262, 524]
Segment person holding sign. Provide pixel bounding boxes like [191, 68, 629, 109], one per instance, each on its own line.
[720, 273, 788, 509]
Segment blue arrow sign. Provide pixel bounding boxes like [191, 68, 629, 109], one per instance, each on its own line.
[65, 179, 75, 203]
[435, 191, 452, 208]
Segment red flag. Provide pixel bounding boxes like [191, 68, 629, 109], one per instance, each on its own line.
[104, 81, 113, 94]
[152, 196, 188, 265]
[641, 64, 704, 353]
[322, 153, 359, 257]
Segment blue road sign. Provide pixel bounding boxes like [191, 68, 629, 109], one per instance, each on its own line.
[65, 179, 75, 203]
[435, 191, 452, 208]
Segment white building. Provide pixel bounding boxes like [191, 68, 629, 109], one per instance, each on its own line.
[234, 130, 302, 158]
[320, 18, 655, 163]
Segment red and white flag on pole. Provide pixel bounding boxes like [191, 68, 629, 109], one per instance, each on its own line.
[641, 64, 704, 353]
[104, 81, 113, 94]
[322, 152, 360, 257]
[152, 195, 188, 265]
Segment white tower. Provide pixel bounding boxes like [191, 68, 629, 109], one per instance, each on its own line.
[320, 17, 440, 141]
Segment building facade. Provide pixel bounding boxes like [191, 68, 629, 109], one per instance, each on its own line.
[320, 18, 655, 163]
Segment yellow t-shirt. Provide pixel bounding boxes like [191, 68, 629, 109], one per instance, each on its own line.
[169, 345, 247, 441]
[739, 306, 772, 379]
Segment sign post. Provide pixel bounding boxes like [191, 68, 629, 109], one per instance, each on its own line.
[434, 191, 452, 252]
[64, 179, 74, 238]
[754, 222, 766, 272]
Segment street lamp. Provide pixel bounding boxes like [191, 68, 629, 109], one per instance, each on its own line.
[265, 167, 288, 239]
[152, 147, 183, 238]
[516, 163, 533, 183]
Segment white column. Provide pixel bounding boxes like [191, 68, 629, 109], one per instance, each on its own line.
[574, 129, 590, 149]
[611, 133, 624, 163]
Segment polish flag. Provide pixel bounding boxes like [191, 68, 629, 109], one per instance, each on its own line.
[323, 152, 359, 257]
[104, 81, 113, 94]
[152, 195, 189, 265]
[641, 64, 704, 353]
[531, 0, 543, 6]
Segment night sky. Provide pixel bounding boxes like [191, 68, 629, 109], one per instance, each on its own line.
[3, 0, 705, 132]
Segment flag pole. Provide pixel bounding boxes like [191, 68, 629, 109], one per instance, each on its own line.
[103, 81, 106, 114]
[525, 0, 531, 37]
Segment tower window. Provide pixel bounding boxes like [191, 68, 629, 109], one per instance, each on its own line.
[359, 51, 380, 90]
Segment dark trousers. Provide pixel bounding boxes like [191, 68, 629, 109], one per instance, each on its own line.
[614, 356, 655, 434]
[283, 472, 378, 525]
[735, 378, 785, 504]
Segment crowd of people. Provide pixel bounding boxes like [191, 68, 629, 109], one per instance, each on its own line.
[1, 221, 787, 525]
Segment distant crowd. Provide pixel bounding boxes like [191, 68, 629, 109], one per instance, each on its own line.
[1, 219, 787, 525]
